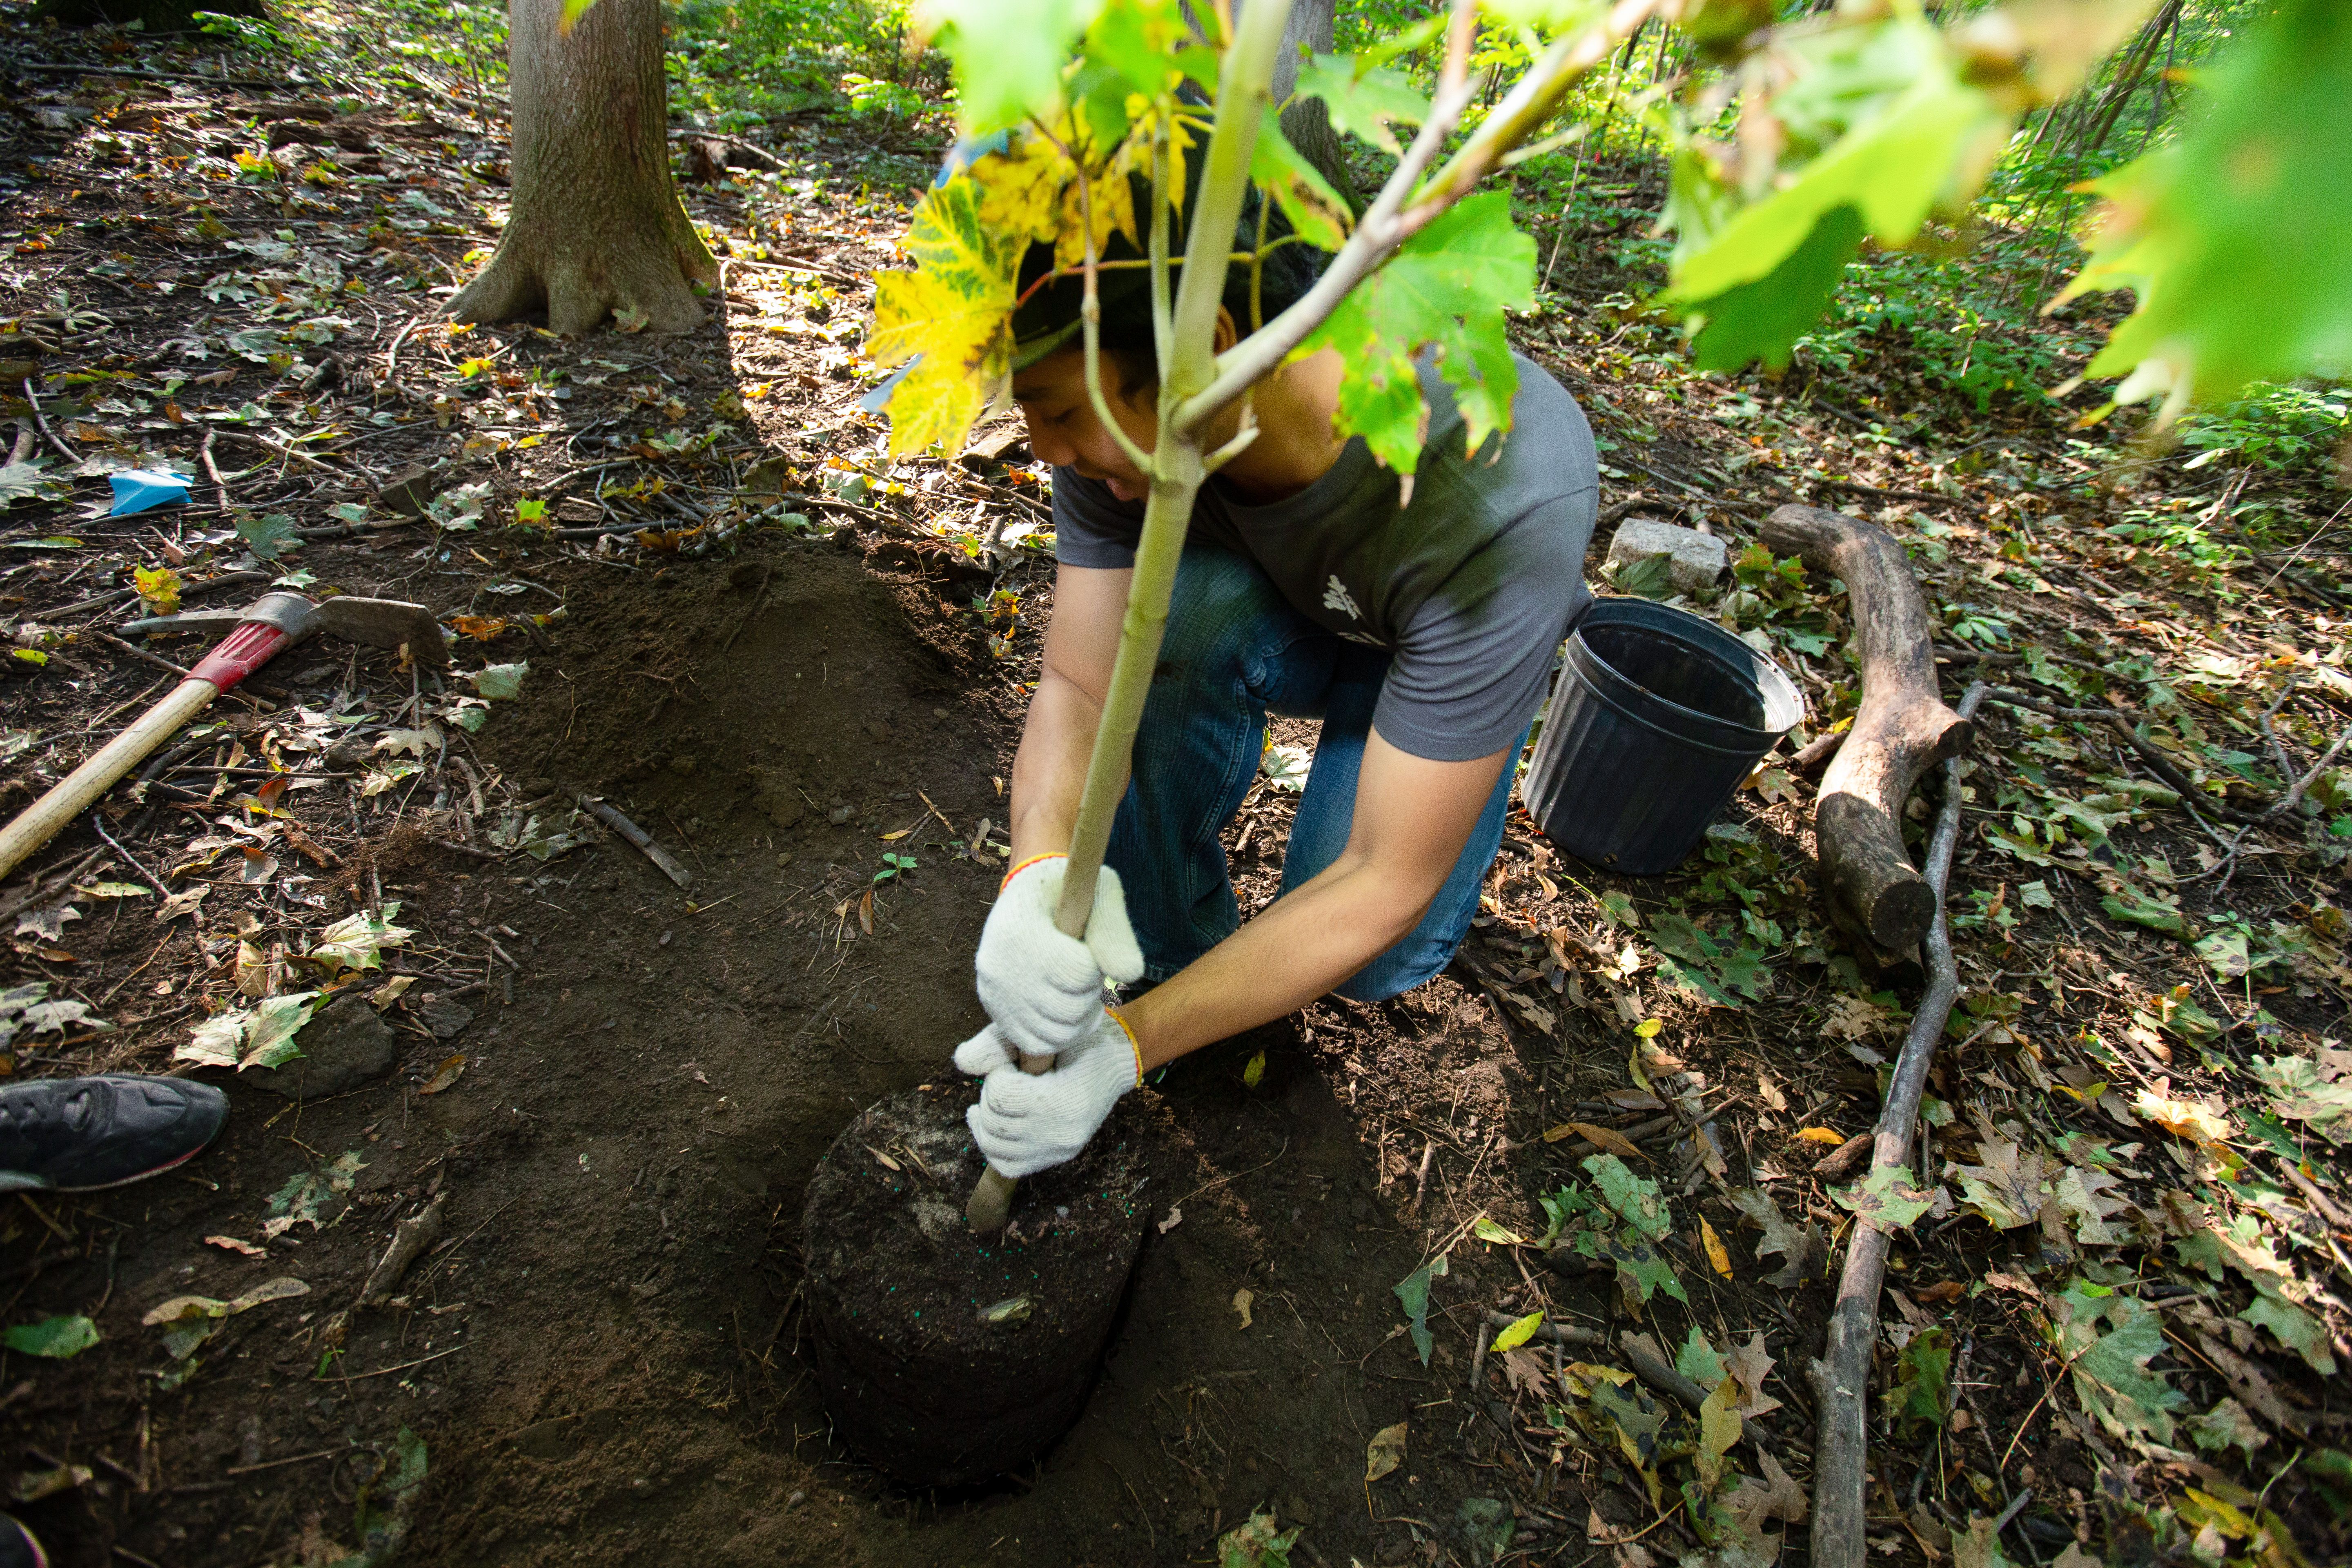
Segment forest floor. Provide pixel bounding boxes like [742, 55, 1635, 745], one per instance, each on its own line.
[3, 14, 2350, 1568]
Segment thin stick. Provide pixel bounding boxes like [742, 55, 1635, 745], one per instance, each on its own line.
[22, 377, 79, 464]
[1809, 682, 1984, 1568]
[199, 430, 232, 514]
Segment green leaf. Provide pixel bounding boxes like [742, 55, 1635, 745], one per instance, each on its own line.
[1293, 52, 1430, 157]
[1662, 17, 2000, 367]
[4, 1314, 100, 1359]
[1687, 205, 1865, 372]
[1675, 1325, 1725, 1389]
[469, 662, 529, 700]
[2058, 0, 2352, 416]
[235, 511, 301, 561]
[1891, 1325, 1951, 1434]
[308, 904, 412, 973]
[2251, 1053, 2352, 1143]
[1248, 116, 1352, 255]
[1616, 552, 1675, 600]
[1696, 1374, 1742, 1491]
[2054, 1282, 2185, 1446]
[1833, 1165, 1934, 1230]
[2101, 886, 2188, 939]
[1491, 1310, 1544, 1354]
[1392, 1252, 1448, 1366]
[1597, 1229, 1686, 1305]
[1301, 191, 1532, 474]
[241, 991, 321, 1070]
[2242, 1289, 2336, 1376]
[2186, 1397, 2267, 1457]
[922, 0, 1105, 134]
[0, 460, 66, 506]
[869, 175, 1022, 459]
[1582, 1154, 1672, 1241]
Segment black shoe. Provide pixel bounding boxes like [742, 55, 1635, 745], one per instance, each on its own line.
[0, 1513, 49, 1568]
[0, 1075, 228, 1194]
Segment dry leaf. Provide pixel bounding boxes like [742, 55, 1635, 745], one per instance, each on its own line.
[1232, 1287, 1254, 1330]
[204, 1235, 265, 1258]
[1365, 1420, 1406, 1483]
[1795, 1126, 1848, 1145]
[418, 1054, 466, 1095]
[1157, 1204, 1183, 1234]
[1700, 1217, 1733, 1276]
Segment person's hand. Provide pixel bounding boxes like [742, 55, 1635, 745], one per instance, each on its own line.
[974, 854, 1144, 1060]
[952, 1009, 1140, 1178]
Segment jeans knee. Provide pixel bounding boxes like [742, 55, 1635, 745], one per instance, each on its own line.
[1154, 548, 1296, 684]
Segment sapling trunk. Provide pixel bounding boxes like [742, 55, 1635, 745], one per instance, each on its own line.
[965, 0, 1295, 1234]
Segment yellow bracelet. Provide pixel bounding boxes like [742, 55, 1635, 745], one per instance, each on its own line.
[999, 851, 1065, 893]
[1104, 1004, 1143, 1087]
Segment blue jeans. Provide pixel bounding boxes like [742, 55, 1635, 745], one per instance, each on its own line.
[1103, 546, 1523, 1002]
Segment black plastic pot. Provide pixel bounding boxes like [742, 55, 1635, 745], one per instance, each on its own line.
[1521, 597, 1802, 875]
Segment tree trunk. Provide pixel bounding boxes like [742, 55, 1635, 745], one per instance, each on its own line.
[1271, 0, 1362, 217]
[450, 0, 717, 336]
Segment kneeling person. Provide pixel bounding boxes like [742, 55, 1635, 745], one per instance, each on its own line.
[956, 217, 1599, 1178]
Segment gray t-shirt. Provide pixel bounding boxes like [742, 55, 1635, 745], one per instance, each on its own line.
[1050, 352, 1601, 761]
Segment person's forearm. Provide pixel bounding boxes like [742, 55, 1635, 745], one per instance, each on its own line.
[1008, 670, 1117, 865]
[1119, 853, 1433, 1069]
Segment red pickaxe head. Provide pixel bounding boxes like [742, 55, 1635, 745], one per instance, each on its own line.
[122, 591, 450, 692]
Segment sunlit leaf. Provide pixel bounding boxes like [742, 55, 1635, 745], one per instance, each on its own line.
[869, 176, 1023, 458]
[1301, 191, 1532, 474]
[2056, 0, 2352, 418]
[1294, 51, 1430, 157]
[917, 0, 1106, 134]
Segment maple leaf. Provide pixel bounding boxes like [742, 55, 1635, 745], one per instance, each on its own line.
[1294, 51, 1430, 157]
[1728, 1186, 1828, 1288]
[917, 0, 1105, 134]
[1300, 191, 1534, 474]
[2048, 1165, 2130, 1246]
[1952, 1132, 2050, 1229]
[971, 131, 1071, 247]
[870, 176, 1022, 458]
[2053, 1281, 2185, 1446]
[1723, 1331, 1785, 1419]
[1249, 116, 1352, 254]
[1833, 1164, 1936, 1230]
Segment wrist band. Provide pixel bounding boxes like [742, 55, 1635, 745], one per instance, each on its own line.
[1104, 1004, 1143, 1087]
[1000, 851, 1066, 893]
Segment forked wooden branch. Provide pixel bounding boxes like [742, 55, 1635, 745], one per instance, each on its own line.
[1760, 504, 1973, 952]
[1808, 682, 1982, 1568]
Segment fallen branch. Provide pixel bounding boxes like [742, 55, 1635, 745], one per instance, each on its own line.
[358, 1195, 446, 1307]
[1762, 505, 1973, 951]
[1809, 682, 1984, 1568]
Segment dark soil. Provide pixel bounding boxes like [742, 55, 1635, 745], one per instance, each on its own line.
[3, 540, 1551, 1568]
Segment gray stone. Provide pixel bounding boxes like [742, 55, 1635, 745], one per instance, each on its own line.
[244, 994, 395, 1099]
[416, 995, 475, 1040]
[1606, 517, 1728, 595]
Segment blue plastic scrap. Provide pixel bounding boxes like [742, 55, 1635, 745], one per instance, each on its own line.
[107, 469, 194, 516]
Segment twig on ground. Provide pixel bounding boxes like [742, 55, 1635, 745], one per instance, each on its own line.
[1810, 681, 1984, 1568]
[199, 429, 231, 514]
[22, 377, 78, 465]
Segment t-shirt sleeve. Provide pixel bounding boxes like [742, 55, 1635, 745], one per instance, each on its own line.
[1372, 486, 1599, 762]
[1047, 468, 1145, 569]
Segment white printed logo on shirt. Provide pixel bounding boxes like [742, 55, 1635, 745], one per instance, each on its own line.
[1322, 574, 1363, 621]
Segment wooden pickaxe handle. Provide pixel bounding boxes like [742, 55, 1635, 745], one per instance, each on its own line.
[0, 615, 297, 882]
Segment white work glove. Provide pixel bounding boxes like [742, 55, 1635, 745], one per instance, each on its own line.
[954, 1009, 1140, 1178]
[975, 853, 1144, 1062]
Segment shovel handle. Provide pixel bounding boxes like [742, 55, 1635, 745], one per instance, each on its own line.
[0, 677, 223, 883]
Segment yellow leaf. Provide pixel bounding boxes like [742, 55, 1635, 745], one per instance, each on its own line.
[1491, 1310, 1544, 1353]
[869, 176, 1020, 458]
[2132, 1086, 2232, 1144]
[419, 1054, 466, 1095]
[1795, 1126, 1848, 1145]
[1700, 1217, 1733, 1277]
[971, 131, 1068, 246]
[1695, 1375, 1742, 1491]
[134, 565, 181, 615]
[1365, 1420, 1406, 1484]
[1472, 1216, 1526, 1247]
[1232, 1287, 1254, 1330]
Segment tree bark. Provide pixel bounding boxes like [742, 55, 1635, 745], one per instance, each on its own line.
[450, 0, 717, 336]
[1760, 505, 1972, 953]
[1271, 0, 1363, 216]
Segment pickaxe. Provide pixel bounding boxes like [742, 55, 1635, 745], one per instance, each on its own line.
[0, 591, 448, 881]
